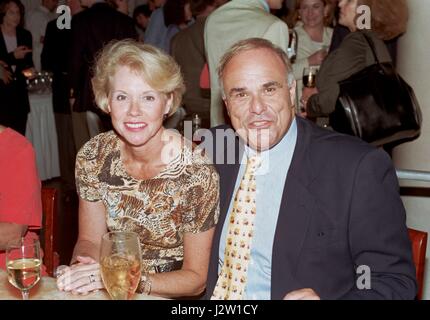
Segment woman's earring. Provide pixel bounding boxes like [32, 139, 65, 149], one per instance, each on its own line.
[163, 114, 168, 120]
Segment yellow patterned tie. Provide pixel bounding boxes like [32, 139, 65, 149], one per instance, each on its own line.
[212, 155, 262, 300]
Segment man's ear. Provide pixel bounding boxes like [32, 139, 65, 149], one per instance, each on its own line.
[289, 79, 296, 108]
[223, 97, 231, 118]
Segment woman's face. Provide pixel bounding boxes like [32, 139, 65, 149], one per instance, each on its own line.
[299, 0, 326, 28]
[108, 66, 172, 148]
[2, 2, 21, 28]
[339, 0, 358, 31]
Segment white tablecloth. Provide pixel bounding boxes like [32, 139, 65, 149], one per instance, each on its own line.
[25, 93, 60, 181]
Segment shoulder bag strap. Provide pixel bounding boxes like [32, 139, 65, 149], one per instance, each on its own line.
[361, 31, 381, 65]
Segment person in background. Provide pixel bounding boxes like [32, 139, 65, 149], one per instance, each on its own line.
[107, 0, 129, 15]
[301, 0, 408, 124]
[41, 0, 83, 191]
[204, 0, 289, 127]
[0, 124, 43, 272]
[0, 0, 34, 135]
[68, 0, 137, 150]
[0, 59, 11, 83]
[291, 0, 333, 104]
[56, 40, 219, 298]
[141, 0, 166, 48]
[204, 37, 416, 300]
[171, 0, 217, 128]
[25, 0, 58, 71]
[133, 4, 151, 42]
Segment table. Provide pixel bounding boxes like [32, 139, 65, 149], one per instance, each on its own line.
[0, 269, 161, 300]
[25, 93, 61, 181]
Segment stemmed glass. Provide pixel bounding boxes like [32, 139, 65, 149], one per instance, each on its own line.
[302, 66, 319, 88]
[6, 238, 41, 300]
[100, 231, 142, 300]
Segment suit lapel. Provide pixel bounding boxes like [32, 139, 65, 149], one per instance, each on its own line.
[271, 118, 317, 299]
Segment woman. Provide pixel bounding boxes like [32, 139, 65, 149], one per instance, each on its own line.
[292, 0, 333, 81]
[56, 40, 219, 298]
[301, 0, 408, 122]
[0, 0, 33, 135]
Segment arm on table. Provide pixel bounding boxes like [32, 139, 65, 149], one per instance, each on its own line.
[56, 199, 107, 295]
[0, 223, 27, 250]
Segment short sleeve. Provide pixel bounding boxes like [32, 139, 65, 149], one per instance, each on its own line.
[181, 164, 220, 234]
[75, 143, 102, 202]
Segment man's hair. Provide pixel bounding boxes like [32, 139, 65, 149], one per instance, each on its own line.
[92, 39, 185, 115]
[217, 38, 294, 97]
[357, 0, 408, 40]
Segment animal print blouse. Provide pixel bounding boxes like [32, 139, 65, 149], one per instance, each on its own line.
[76, 131, 219, 274]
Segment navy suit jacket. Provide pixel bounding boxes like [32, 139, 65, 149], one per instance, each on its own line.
[205, 117, 416, 299]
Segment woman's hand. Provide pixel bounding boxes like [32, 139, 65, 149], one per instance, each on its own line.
[307, 49, 328, 66]
[56, 256, 104, 295]
[13, 46, 32, 60]
[300, 87, 318, 118]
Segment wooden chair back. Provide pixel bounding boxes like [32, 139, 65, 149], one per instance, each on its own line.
[41, 187, 60, 276]
[408, 227, 428, 300]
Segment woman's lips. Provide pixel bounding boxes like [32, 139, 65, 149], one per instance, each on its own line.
[124, 122, 147, 131]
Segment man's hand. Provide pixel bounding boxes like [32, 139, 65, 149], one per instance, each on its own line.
[283, 288, 320, 300]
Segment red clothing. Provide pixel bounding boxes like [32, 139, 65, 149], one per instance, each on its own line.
[0, 128, 42, 270]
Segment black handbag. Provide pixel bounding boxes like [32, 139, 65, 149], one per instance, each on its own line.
[330, 32, 422, 146]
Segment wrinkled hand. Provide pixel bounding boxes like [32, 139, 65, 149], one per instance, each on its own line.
[284, 288, 320, 300]
[308, 49, 327, 66]
[13, 46, 32, 60]
[56, 256, 104, 295]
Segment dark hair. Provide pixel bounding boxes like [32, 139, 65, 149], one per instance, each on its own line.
[0, 0, 25, 27]
[190, 0, 215, 16]
[358, 0, 408, 40]
[133, 4, 152, 20]
[163, 0, 190, 27]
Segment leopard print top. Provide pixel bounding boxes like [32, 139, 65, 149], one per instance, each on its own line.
[76, 131, 219, 273]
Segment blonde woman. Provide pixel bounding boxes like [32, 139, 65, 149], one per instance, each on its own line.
[56, 40, 219, 298]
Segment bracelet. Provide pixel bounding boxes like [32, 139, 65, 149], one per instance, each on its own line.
[139, 273, 152, 296]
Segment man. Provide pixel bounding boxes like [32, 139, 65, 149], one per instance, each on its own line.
[171, 0, 217, 127]
[41, 0, 83, 191]
[68, 0, 137, 149]
[204, 0, 289, 127]
[204, 38, 416, 299]
[26, 0, 58, 71]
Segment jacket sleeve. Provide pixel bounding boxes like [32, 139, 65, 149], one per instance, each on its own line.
[341, 149, 417, 299]
[306, 33, 367, 117]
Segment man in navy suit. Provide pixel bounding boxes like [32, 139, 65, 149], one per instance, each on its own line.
[204, 38, 416, 300]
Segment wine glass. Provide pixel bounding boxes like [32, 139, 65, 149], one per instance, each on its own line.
[100, 231, 142, 300]
[302, 66, 319, 88]
[6, 238, 41, 300]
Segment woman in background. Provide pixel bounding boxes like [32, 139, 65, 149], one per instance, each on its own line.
[301, 0, 408, 123]
[0, 0, 33, 135]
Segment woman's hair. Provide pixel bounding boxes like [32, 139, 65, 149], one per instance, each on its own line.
[358, 0, 408, 40]
[163, 0, 190, 27]
[92, 39, 185, 115]
[290, 0, 333, 28]
[0, 0, 25, 27]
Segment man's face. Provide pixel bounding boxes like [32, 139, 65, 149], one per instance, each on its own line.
[222, 48, 296, 151]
